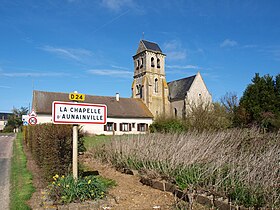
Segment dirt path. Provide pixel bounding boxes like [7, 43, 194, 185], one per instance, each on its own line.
[83, 156, 176, 210]
[27, 150, 207, 209]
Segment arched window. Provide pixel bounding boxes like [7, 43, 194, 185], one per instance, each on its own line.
[139, 86, 143, 99]
[136, 60, 140, 69]
[174, 108, 178, 118]
[151, 57, 155, 67]
[155, 78, 158, 93]
[157, 58, 160, 68]
[140, 58, 143, 68]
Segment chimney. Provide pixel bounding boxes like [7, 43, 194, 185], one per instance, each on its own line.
[116, 93, 120, 101]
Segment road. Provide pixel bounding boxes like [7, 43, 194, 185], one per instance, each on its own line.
[0, 133, 15, 210]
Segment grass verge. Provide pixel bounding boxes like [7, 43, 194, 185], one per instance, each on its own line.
[84, 135, 111, 150]
[10, 133, 35, 210]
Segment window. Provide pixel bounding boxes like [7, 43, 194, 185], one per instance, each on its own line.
[132, 123, 135, 128]
[155, 78, 158, 93]
[151, 57, 155, 67]
[136, 60, 140, 70]
[174, 108, 178, 118]
[136, 85, 139, 94]
[139, 86, 143, 99]
[120, 123, 132, 132]
[137, 123, 148, 132]
[157, 58, 160, 68]
[140, 58, 143, 68]
[104, 122, 116, 131]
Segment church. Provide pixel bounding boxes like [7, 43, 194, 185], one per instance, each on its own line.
[31, 40, 212, 135]
[131, 40, 212, 118]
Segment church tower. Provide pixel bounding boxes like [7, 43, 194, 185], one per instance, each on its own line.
[132, 40, 170, 117]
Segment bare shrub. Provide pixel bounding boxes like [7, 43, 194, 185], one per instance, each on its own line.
[185, 102, 232, 131]
[92, 129, 280, 208]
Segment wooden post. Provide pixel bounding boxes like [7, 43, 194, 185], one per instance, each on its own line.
[73, 124, 78, 179]
[73, 91, 78, 179]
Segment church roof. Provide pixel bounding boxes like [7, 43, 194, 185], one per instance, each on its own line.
[168, 75, 196, 101]
[136, 40, 163, 55]
[142, 40, 162, 52]
[32, 90, 153, 118]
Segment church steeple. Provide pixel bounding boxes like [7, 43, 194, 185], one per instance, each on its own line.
[131, 40, 170, 117]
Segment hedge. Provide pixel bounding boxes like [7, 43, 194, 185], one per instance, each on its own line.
[23, 124, 85, 180]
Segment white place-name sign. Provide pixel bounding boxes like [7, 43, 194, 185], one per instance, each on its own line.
[52, 101, 107, 124]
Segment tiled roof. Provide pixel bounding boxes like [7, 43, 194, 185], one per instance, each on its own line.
[141, 40, 162, 52]
[136, 40, 163, 55]
[168, 75, 196, 101]
[32, 90, 153, 118]
[0, 112, 12, 120]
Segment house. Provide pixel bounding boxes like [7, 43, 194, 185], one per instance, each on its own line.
[131, 40, 212, 118]
[0, 112, 12, 131]
[32, 90, 153, 135]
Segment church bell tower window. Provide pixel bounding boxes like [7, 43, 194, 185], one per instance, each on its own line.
[151, 57, 155, 67]
[136, 60, 140, 70]
[157, 58, 160, 68]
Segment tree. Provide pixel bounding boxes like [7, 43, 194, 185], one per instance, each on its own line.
[4, 107, 29, 132]
[238, 73, 280, 130]
[220, 92, 239, 114]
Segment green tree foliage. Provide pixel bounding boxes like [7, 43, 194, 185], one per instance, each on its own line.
[238, 73, 280, 130]
[4, 107, 28, 132]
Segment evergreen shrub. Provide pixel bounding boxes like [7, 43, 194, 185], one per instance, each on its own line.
[23, 124, 85, 180]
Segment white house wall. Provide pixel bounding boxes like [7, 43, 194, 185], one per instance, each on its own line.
[186, 73, 212, 107]
[82, 117, 153, 135]
[0, 121, 7, 131]
[34, 114, 153, 135]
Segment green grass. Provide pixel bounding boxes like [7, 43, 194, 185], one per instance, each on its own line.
[83, 135, 111, 150]
[10, 133, 35, 210]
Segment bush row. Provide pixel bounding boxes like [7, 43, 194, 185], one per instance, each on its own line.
[92, 129, 280, 208]
[150, 103, 232, 133]
[23, 124, 85, 181]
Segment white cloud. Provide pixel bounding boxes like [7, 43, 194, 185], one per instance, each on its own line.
[220, 39, 238, 48]
[0, 85, 11, 89]
[40, 46, 92, 61]
[87, 69, 132, 78]
[243, 44, 257, 49]
[101, 0, 135, 11]
[163, 40, 187, 60]
[1, 72, 68, 77]
[258, 45, 280, 61]
[111, 65, 129, 70]
[166, 65, 200, 69]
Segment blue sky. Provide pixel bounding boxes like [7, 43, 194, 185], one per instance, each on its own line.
[1, 0, 280, 112]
